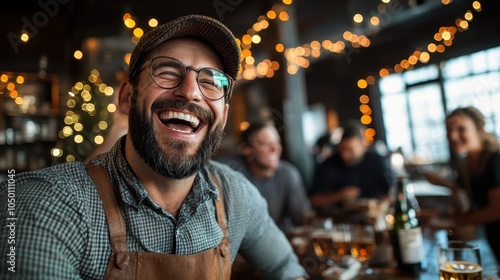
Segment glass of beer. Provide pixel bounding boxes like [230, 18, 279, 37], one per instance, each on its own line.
[350, 224, 377, 276]
[438, 241, 482, 280]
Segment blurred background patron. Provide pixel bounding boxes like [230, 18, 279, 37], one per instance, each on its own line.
[424, 106, 500, 261]
[217, 121, 312, 234]
[310, 122, 393, 210]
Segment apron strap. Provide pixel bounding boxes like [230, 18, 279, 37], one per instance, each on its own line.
[87, 162, 229, 263]
[211, 173, 229, 245]
[86, 163, 129, 254]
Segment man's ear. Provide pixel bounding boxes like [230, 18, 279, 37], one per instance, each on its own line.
[118, 81, 133, 115]
[222, 103, 229, 128]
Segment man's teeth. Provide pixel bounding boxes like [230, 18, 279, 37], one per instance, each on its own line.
[159, 111, 200, 128]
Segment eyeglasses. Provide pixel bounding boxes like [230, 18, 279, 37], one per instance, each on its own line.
[148, 56, 234, 101]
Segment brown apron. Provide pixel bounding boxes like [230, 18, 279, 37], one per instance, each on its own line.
[86, 164, 232, 280]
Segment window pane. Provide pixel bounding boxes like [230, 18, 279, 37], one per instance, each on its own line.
[443, 56, 470, 79]
[408, 84, 448, 162]
[381, 93, 413, 156]
[379, 74, 405, 95]
[404, 64, 439, 85]
[444, 74, 492, 114]
[471, 51, 488, 75]
[487, 47, 500, 71]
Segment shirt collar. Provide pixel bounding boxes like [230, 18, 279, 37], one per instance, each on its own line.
[94, 137, 219, 212]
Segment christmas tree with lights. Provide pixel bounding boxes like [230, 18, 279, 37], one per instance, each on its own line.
[52, 69, 116, 163]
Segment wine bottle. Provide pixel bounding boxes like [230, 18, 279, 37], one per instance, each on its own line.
[390, 176, 424, 276]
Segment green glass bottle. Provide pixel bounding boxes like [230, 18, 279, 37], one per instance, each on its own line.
[390, 176, 424, 276]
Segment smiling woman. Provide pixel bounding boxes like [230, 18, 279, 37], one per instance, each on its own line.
[424, 106, 500, 262]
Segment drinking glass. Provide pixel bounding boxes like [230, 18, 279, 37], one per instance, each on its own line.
[330, 223, 351, 266]
[438, 241, 482, 280]
[311, 218, 335, 267]
[349, 224, 377, 277]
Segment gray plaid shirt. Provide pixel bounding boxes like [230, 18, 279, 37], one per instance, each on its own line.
[0, 139, 306, 279]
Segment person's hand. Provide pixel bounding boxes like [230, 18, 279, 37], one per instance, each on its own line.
[423, 170, 455, 189]
[341, 186, 361, 201]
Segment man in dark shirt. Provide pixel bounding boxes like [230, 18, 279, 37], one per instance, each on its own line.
[218, 121, 312, 234]
[310, 123, 393, 208]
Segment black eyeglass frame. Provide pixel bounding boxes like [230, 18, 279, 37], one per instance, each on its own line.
[147, 56, 234, 102]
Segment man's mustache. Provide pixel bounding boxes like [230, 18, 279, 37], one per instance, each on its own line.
[151, 99, 214, 124]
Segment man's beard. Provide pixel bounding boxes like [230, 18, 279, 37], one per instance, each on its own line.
[128, 92, 224, 179]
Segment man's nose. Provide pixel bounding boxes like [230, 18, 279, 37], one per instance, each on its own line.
[172, 71, 203, 101]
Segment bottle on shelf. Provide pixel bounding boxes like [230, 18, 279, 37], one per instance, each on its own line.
[389, 175, 425, 276]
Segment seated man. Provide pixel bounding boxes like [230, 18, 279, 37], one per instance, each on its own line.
[310, 122, 393, 211]
[217, 121, 312, 234]
[0, 15, 306, 280]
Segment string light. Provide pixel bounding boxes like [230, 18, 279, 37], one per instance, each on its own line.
[356, 0, 482, 142]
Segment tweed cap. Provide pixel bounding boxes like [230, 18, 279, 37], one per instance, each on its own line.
[128, 14, 241, 82]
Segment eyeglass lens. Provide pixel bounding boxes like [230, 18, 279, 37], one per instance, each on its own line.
[150, 57, 230, 100]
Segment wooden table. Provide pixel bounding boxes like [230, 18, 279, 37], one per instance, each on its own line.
[294, 227, 499, 280]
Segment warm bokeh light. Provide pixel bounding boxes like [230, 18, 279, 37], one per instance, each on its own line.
[283, 0, 292, 5]
[353, 14, 363, 23]
[74, 135, 83, 143]
[16, 76, 24, 84]
[379, 68, 389, 77]
[74, 123, 84, 132]
[287, 65, 298, 75]
[242, 34, 252, 45]
[74, 50, 83, 60]
[436, 44, 446, 53]
[124, 18, 136, 28]
[239, 121, 250, 131]
[0, 74, 8, 83]
[366, 76, 375, 85]
[275, 43, 285, 52]
[20, 32, 29, 42]
[98, 121, 108, 130]
[442, 0, 452, 5]
[241, 49, 252, 58]
[6, 82, 15, 91]
[123, 13, 132, 21]
[408, 55, 418, 65]
[9, 90, 17, 99]
[51, 148, 63, 157]
[361, 115, 372, 125]
[148, 18, 158, 27]
[472, 1, 481, 11]
[245, 56, 255, 65]
[279, 11, 289, 21]
[267, 10, 277, 19]
[107, 103, 117, 113]
[359, 95, 370, 104]
[251, 35, 261, 44]
[441, 31, 451, 40]
[94, 135, 104, 145]
[357, 79, 368, 89]
[428, 43, 437, 52]
[133, 28, 144, 38]
[271, 61, 280, 70]
[104, 86, 114, 96]
[419, 52, 430, 63]
[459, 20, 469, 29]
[66, 155, 75, 162]
[370, 16, 380, 26]
[464, 11, 473, 21]
[365, 128, 376, 137]
[359, 104, 372, 114]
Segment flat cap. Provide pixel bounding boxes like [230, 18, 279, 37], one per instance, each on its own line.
[128, 14, 241, 82]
